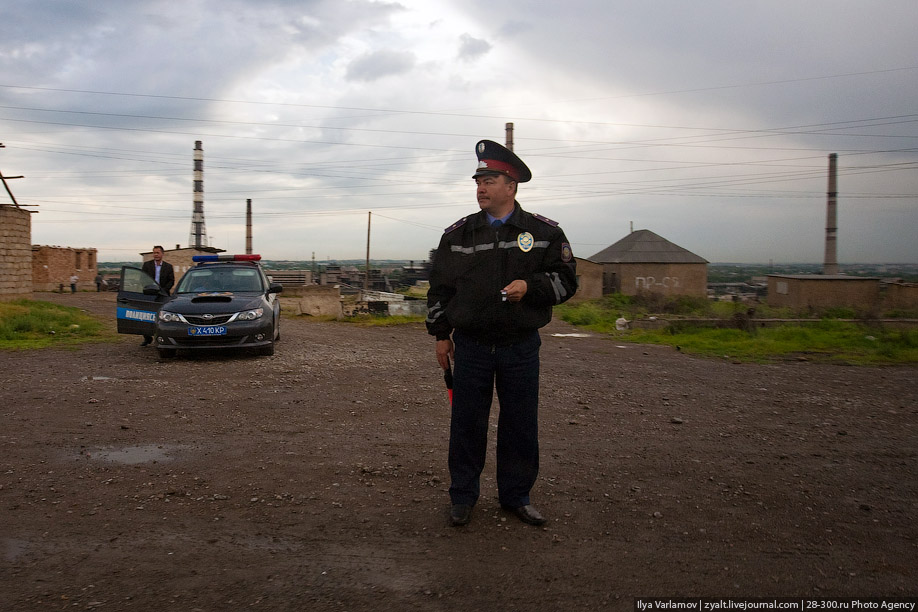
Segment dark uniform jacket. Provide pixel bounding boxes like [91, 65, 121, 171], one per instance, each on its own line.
[141, 259, 175, 293]
[427, 202, 577, 345]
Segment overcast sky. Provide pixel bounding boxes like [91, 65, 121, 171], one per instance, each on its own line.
[2, 0, 916, 263]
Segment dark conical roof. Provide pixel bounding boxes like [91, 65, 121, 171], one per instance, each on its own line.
[588, 229, 708, 264]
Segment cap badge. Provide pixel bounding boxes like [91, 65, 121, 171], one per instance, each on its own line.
[478, 142, 486, 154]
[518, 232, 534, 253]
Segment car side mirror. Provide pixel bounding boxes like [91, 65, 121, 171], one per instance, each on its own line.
[268, 283, 283, 294]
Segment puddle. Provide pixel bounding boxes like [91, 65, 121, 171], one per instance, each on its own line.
[3, 538, 29, 562]
[551, 333, 592, 338]
[82, 444, 185, 465]
[81, 376, 116, 382]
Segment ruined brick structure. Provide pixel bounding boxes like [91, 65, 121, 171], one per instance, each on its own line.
[31, 245, 98, 292]
[0, 206, 34, 300]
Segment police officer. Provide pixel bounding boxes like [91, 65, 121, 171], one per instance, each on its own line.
[427, 140, 577, 527]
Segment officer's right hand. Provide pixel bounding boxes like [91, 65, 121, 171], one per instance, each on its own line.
[436, 339, 454, 371]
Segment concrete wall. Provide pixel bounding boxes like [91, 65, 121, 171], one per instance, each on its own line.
[31, 245, 98, 292]
[571, 258, 603, 302]
[0, 206, 33, 300]
[279, 285, 342, 317]
[386, 300, 427, 316]
[767, 276, 880, 312]
[610, 262, 708, 297]
[883, 282, 918, 311]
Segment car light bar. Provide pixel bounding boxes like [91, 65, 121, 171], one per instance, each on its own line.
[192, 254, 262, 262]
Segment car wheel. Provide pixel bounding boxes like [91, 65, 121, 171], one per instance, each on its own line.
[259, 343, 275, 356]
[157, 347, 176, 359]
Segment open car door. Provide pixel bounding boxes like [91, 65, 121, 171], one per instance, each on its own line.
[116, 266, 171, 336]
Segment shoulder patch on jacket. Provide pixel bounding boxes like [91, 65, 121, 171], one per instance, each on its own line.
[532, 213, 559, 227]
[444, 216, 468, 233]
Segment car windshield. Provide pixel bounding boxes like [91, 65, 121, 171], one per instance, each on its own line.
[176, 267, 264, 293]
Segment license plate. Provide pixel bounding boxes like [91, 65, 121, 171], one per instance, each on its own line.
[188, 326, 227, 336]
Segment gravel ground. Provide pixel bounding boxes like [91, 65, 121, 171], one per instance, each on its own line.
[1, 291, 916, 611]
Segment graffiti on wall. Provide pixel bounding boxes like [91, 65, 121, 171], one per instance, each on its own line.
[635, 276, 680, 291]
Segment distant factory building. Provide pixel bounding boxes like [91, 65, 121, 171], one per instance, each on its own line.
[584, 229, 708, 298]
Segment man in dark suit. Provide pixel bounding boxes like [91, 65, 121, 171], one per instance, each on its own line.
[140, 245, 175, 346]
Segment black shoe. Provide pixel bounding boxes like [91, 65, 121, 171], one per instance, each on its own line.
[503, 504, 547, 526]
[449, 504, 472, 526]
[140, 337, 151, 347]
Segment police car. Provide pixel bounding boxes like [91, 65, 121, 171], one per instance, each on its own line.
[116, 254, 282, 358]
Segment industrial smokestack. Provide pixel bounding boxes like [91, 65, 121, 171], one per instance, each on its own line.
[505, 122, 514, 151]
[189, 141, 208, 249]
[823, 153, 838, 275]
[245, 199, 252, 255]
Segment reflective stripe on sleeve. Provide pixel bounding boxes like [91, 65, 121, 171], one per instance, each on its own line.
[427, 301, 445, 324]
[451, 243, 495, 254]
[547, 272, 568, 303]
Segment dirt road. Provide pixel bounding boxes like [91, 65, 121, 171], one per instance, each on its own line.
[2, 292, 916, 611]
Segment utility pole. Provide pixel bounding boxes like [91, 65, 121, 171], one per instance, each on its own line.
[245, 199, 253, 254]
[823, 153, 839, 275]
[0, 143, 25, 208]
[365, 211, 371, 290]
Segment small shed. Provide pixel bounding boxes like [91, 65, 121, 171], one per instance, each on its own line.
[587, 229, 708, 297]
[767, 274, 880, 312]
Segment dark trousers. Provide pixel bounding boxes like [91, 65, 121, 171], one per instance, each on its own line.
[449, 330, 541, 508]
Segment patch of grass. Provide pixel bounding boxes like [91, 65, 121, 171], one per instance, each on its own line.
[339, 314, 426, 327]
[630, 322, 918, 364]
[0, 299, 115, 350]
[820, 306, 860, 319]
[397, 286, 429, 300]
[556, 297, 918, 364]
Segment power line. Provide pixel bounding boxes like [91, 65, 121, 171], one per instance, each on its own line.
[3, 64, 918, 123]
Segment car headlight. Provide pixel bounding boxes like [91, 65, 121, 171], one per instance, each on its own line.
[237, 308, 264, 321]
[159, 311, 186, 323]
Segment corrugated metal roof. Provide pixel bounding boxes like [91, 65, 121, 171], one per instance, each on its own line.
[588, 229, 708, 264]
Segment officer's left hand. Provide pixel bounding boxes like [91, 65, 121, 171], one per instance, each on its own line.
[502, 280, 528, 303]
